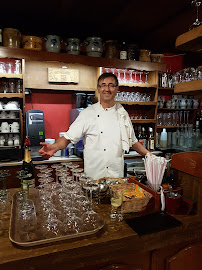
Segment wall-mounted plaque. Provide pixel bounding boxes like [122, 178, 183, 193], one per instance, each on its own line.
[48, 68, 79, 83]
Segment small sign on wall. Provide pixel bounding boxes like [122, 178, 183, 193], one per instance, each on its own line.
[48, 68, 79, 83]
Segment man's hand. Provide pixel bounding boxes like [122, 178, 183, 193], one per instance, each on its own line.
[39, 142, 56, 159]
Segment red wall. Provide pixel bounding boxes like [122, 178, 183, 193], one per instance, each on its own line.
[25, 90, 73, 140]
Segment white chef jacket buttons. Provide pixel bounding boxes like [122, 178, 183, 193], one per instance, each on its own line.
[101, 131, 103, 134]
[97, 115, 99, 117]
[104, 149, 106, 151]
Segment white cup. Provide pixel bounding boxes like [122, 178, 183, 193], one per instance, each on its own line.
[11, 122, 19, 131]
[1, 122, 10, 132]
[8, 112, 16, 118]
[8, 138, 13, 146]
[0, 135, 5, 146]
[0, 111, 7, 118]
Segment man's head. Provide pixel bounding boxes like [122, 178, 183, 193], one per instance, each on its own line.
[97, 73, 119, 106]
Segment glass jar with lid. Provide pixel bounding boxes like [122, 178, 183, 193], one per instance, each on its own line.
[105, 40, 119, 59]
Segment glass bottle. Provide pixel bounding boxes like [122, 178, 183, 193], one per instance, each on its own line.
[119, 41, 127, 60]
[138, 126, 143, 145]
[14, 60, 21, 74]
[148, 127, 155, 150]
[21, 137, 35, 190]
[142, 127, 147, 149]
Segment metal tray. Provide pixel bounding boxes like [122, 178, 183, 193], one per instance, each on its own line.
[9, 192, 105, 247]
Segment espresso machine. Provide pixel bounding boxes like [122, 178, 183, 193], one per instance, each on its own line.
[26, 110, 45, 161]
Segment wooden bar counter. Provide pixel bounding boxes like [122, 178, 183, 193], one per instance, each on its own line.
[1, 152, 202, 270]
[1, 189, 202, 270]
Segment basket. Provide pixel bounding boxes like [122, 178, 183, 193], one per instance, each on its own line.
[110, 183, 153, 214]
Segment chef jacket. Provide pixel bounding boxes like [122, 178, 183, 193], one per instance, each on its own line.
[64, 102, 138, 180]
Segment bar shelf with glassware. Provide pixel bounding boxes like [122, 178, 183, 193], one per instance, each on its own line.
[0, 74, 23, 79]
[118, 101, 157, 106]
[0, 94, 24, 98]
[174, 79, 202, 93]
[119, 83, 157, 88]
[132, 119, 156, 123]
[157, 126, 185, 129]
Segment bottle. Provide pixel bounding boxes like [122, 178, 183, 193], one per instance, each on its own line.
[21, 137, 35, 190]
[0, 29, 2, 46]
[138, 126, 143, 145]
[142, 127, 147, 149]
[148, 127, 155, 150]
[160, 128, 167, 148]
[119, 41, 127, 60]
[195, 111, 200, 129]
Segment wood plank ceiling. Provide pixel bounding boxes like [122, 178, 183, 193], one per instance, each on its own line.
[1, 0, 201, 61]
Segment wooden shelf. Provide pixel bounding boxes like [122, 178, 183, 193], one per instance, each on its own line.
[131, 119, 156, 123]
[174, 80, 202, 93]
[0, 74, 23, 79]
[117, 101, 157, 106]
[157, 126, 185, 129]
[0, 47, 166, 72]
[175, 25, 202, 53]
[119, 83, 157, 88]
[158, 87, 174, 91]
[158, 108, 195, 111]
[0, 94, 24, 98]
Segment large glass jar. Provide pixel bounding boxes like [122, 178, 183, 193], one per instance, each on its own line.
[139, 49, 151, 62]
[3, 28, 21, 48]
[105, 40, 119, 59]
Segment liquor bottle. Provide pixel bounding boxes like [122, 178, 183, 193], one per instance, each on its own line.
[142, 127, 147, 149]
[148, 127, 155, 150]
[195, 111, 200, 129]
[21, 137, 35, 190]
[119, 41, 127, 60]
[138, 126, 143, 145]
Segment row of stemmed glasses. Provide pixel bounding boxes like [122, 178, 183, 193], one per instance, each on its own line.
[0, 169, 11, 235]
[104, 67, 149, 84]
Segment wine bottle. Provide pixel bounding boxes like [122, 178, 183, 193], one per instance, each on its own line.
[142, 127, 147, 149]
[119, 41, 127, 60]
[138, 126, 143, 145]
[195, 111, 200, 129]
[21, 137, 35, 190]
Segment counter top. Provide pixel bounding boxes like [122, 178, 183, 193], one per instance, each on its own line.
[1, 187, 202, 270]
[0, 155, 82, 167]
[0, 151, 162, 167]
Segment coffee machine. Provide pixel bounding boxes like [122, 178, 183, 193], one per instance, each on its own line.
[26, 110, 45, 161]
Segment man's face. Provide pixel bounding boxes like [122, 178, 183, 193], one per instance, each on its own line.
[97, 77, 119, 103]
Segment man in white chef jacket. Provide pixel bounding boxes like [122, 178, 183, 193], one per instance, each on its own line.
[39, 73, 151, 179]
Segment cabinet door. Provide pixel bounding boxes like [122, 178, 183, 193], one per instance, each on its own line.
[166, 244, 202, 270]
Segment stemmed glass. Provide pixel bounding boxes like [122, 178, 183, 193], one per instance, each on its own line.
[0, 170, 10, 199]
[121, 69, 127, 83]
[128, 70, 134, 83]
[116, 69, 123, 83]
[144, 71, 149, 84]
[110, 68, 115, 75]
[189, 1, 202, 30]
[110, 188, 123, 222]
[138, 71, 143, 84]
[133, 70, 138, 83]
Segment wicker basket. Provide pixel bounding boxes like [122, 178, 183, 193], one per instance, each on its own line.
[110, 183, 153, 214]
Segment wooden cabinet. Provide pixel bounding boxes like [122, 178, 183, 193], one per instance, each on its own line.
[0, 58, 25, 160]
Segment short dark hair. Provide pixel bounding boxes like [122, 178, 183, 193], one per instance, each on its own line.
[97, 72, 119, 86]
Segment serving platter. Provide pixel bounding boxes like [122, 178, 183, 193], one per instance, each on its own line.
[9, 192, 105, 247]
